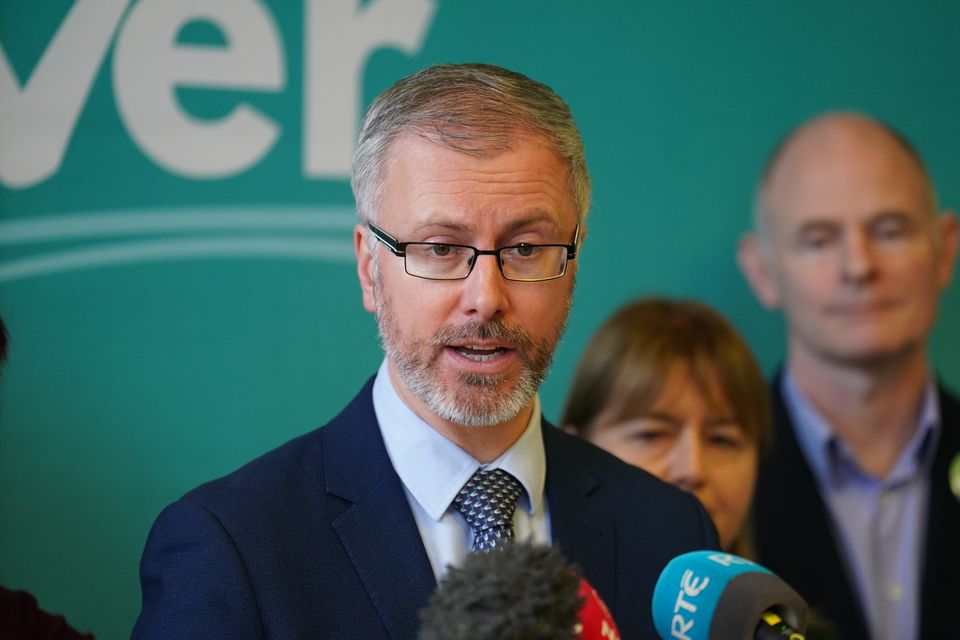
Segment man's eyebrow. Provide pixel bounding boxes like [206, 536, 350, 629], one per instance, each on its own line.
[870, 209, 914, 223]
[795, 219, 839, 234]
[501, 211, 559, 234]
[412, 220, 470, 233]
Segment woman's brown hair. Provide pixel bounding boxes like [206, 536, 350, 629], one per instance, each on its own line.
[561, 298, 770, 452]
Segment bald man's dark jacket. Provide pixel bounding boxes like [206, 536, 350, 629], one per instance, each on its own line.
[132, 376, 719, 639]
[753, 373, 960, 640]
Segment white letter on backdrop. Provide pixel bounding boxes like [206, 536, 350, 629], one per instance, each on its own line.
[0, 0, 129, 188]
[303, 0, 436, 178]
[113, 0, 284, 178]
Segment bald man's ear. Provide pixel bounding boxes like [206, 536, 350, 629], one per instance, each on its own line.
[737, 233, 782, 310]
[355, 224, 378, 313]
[936, 211, 959, 290]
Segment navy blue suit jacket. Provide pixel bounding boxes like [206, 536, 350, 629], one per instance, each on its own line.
[133, 377, 718, 639]
[753, 375, 960, 640]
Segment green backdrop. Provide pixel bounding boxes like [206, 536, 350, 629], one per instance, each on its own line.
[2, 1, 958, 637]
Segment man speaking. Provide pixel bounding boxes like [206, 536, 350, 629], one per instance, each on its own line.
[132, 63, 718, 639]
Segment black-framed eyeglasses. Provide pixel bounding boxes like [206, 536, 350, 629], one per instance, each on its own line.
[367, 222, 580, 282]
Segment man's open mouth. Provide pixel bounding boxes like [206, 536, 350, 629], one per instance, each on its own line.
[452, 345, 512, 362]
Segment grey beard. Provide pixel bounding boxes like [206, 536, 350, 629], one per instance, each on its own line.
[376, 300, 562, 427]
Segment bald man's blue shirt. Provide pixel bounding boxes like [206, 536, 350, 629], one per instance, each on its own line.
[784, 370, 936, 640]
[754, 370, 960, 640]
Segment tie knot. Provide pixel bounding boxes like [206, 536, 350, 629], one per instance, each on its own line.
[452, 468, 524, 552]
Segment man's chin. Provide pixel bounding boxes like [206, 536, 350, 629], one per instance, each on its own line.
[459, 371, 510, 388]
[814, 338, 922, 369]
[428, 377, 536, 428]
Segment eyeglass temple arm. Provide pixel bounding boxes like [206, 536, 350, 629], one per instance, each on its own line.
[367, 223, 405, 256]
[568, 222, 581, 258]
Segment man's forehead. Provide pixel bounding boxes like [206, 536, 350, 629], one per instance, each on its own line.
[762, 117, 932, 226]
[775, 121, 912, 182]
[384, 130, 568, 184]
[407, 211, 561, 233]
[379, 132, 577, 229]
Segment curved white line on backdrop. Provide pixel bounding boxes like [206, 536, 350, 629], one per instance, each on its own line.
[0, 236, 355, 283]
[0, 206, 358, 244]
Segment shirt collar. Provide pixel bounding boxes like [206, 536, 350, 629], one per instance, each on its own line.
[782, 368, 940, 487]
[372, 359, 547, 521]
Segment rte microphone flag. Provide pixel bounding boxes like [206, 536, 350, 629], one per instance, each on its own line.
[652, 551, 808, 640]
[575, 577, 620, 640]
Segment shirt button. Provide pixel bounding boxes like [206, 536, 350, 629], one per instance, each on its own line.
[887, 584, 903, 602]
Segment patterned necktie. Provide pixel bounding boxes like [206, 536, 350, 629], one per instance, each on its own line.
[452, 468, 524, 552]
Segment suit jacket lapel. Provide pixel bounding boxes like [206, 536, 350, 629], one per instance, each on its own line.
[756, 375, 870, 640]
[918, 385, 960, 639]
[542, 423, 617, 610]
[323, 378, 437, 639]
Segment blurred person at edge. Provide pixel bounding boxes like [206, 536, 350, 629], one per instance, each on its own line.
[561, 297, 770, 556]
[0, 318, 95, 640]
[738, 112, 960, 640]
[132, 63, 718, 640]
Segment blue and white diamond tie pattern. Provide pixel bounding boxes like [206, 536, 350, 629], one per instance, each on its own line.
[452, 468, 524, 552]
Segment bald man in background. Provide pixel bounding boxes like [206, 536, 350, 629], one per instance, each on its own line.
[738, 113, 960, 640]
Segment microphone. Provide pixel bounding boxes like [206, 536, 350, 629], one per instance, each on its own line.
[651, 551, 808, 640]
[575, 576, 620, 640]
[417, 542, 620, 640]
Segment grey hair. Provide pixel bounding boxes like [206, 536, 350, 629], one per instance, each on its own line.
[351, 63, 591, 225]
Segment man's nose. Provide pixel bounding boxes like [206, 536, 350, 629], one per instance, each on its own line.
[458, 253, 511, 321]
[840, 230, 879, 286]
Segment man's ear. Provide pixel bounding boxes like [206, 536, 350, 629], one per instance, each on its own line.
[936, 211, 959, 290]
[355, 224, 377, 313]
[737, 233, 782, 310]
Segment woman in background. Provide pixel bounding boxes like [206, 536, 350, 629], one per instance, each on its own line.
[561, 298, 770, 554]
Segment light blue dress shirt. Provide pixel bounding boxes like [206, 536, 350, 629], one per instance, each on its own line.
[372, 359, 552, 580]
[782, 370, 939, 640]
